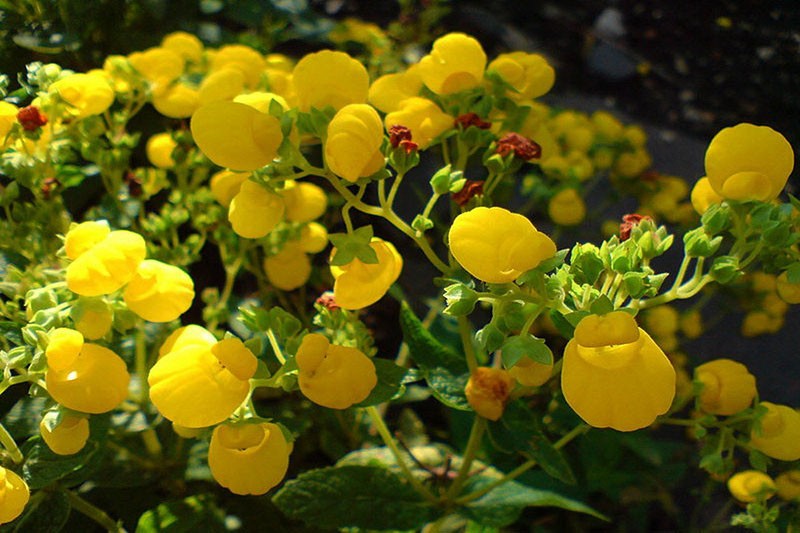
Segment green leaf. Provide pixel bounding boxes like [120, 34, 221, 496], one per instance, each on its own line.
[273, 465, 437, 530]
[329, 226, 378, 266]
[136, 494, 227, 533]
[355, 359, 408, 407]
[427, 367, 471, 411]
[786, 262, 800, 284]
[500, 334, 553, 368]
[267, 306, 303, 340]
[11, 488, 71, 533]
[475, 323, 504, 353]
[22, 439, 101, 489]
[399, 302, 466, 375]
[589, 294, 614, 315]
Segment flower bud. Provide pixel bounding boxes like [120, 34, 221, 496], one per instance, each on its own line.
[296, 333, 377, 409]
[694, 359, 757, 415]
[292, 50, 368, 112]
[750, 402, 800, 461]
[727, 470, 776, 503]
[775, 470, 800, 501]
[465, 367, 515, 420]
[331, 238, 402, 310]
[0, 467, 29, 525]
[40, 413, 90, 455]
[123, 260, 195, 322]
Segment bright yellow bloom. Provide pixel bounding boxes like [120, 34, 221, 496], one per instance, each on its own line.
[198, 68, 247, 105]
[690, 177, 724, 215]
[46, 342, 130, 414]
[776, 271, 800, 304]
[149, 330, 257, 428]
[449, 207, 556, 284]
[282, 181, 328, 222]
[331, 238, 402, 310]
[325, 104, 385, 182]
[418, 33, 486, 95]
[750, 402, 800, 461]
[228, 181, 286, 239]
[64, 220, 111, 260]
[49, 72, 115, 119]
[146, 133, 177, 169]
[292, 50, 369, 111]
[128, 47, 184, 89]
[776, 470, 800, 501]
[488, 52, 555, 100]
[695, 359, 757, 415]
[209, 170, 248, 207]
[208, 422, 290, 495]
[465, 367, 515, 421]
[0, 101, 19, 142]
[161, 31, 203, 62]
[295, 333, 377, 409]
[548, 188, 586, 226]
[0, 467, 29, 525]
[383, 97, 453, 149]
[191, 101, 282, 171]
[40, 414, 90, 455]
[152, 83, 199, 118]
[705, 123, 794, 201]
[158, 324, 218, 358]
[66, 230, 147, 297]
[299, 222, 328, 253]
[264, 243, 311, 291]
[71, 298, 113, 340]
[728, 470, 776, 503]
[561, 311, 676, 431]
[210, 44, 265, 89]
[508, 357, 553, 387]
[46, 328, 84, 372]
[643, 305, 680, 338]
[123, 260, 195, 322]
[367, 65, 423, 113]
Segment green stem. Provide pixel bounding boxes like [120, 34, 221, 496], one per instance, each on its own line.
[458, 316, 478, 371]
[0, 422, 24, 463]
[134, 325, 148, 405]
[266, 329, 286, 364]
[446, 416, 487, 498]
[65, 490, 126, 532]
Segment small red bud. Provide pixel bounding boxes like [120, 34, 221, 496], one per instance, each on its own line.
[495, 133, 541, 160]
[451, 180, 484, 206]
[17, 106, 48, 131]
[315, 291, 340, 311]
[388, 125, 413, 148]
[619, 213, 653, 241]
[455, 112, 491, 130]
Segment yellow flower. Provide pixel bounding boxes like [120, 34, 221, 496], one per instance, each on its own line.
[704, 123, 794, 201]
[295, 333, 377, 409]
[149, 330, 257, 428]
[208, 422, 290, 495]
[548, 188, 586, 226]
[49, 72, 115, 119]
[66, 230, 147, 297]
[776, 271, 800, 304]
[151, 83, 199, 118]
[642, 305, 680, 338]
[0, 101, 19, 142]
[210, 44, 266, 89]
[161, 31, 203, 62]
[750, 402, 800, 461]
[488, 52, 555, 100]
[123, 260, 195, 323]
[128, 47, 184, 89]
[282, 181, 328, 222]
[198, 68, 247, 105]
[158, 324, 218, 358]
[146, 133, 177, 169]
[368, 65, 423, 113]
[727, 470, 776, 503]
[71, 297, 113, 340]
[264, 243, 311, 291]
[614, 149, 651, 178]
[690, 177, 724, 215]
[561, 311, 676, 431]
[325, 104, 385, 182]
[465, 367, 515, 421]
[591, 110, 624, 138]
[292, 50, 369, 111]
[448, 207, 556, 284]
[775, 470, 800, 501]
[299, 222, 329, 253]
[64, 220, 111, 260]
[694, 359, 757, 415]
[384, 97, 453, 149]
[680, 309, 704, 339]
[191, 101, 283, 171]
[46, 342, 130, 414]
[331, 238, 402, 310]
[40, 413, 90, 455]
[741, 310, 783, 337]
[209, 170, 248, 207]
[508, 357, 553, 387]
[418, 33, 486, 95]
[0, 467, 29, 525]
[228, 181, 286, 239]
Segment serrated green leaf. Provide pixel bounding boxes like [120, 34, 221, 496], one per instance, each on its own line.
[427, 368, 471, 411]
[329, 226, 378, 266]
[475, 323, 504, 353]
[22, 439, 101, 489]
[589, 295, 614, 315]
[399, 302, 466, 375]
[355, 359, 408, 407]
[273, 465, 437, 530]
[136, 494, 226, 533]
[500, 334, 552, 368]
[267, 307, 302, 339]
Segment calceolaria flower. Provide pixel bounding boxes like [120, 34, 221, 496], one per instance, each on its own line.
[282, 181, 328, 222]
[417, 33, 486, 95]
[49, 72, 115, 119]
[331, 237, 402, 310]
[548, 188, 586, 226]
[704, 123, 794, 202]
[727, 470, 776, 503]
[292, 50, 369, 111]
[694, 358, 757, 415]
[65, 226, 147, 297]
[384, 97, 453, 149]
[749, 402, 800, 461]
[123, 260, 195, 322]
[465, 367, 515, 421]
[325, 104, 385, 183]
[690, 177, 724, 215]
[487, 52, 555, 100]
[0, 467, 29, 525]
[448, 207, 556, 284]
[208, 422, 291, 495]
[295, 333, 377, 409]
[508, 357, 553, 387]
[228, 181, 286, 239]
[775, 470, 800, 501]
[561, 311, 676, 431]
[149, 330, 257, 428]
[210, 170, 249, 208]
[39, 413, 90, 455]
[264, 243, 312, 291]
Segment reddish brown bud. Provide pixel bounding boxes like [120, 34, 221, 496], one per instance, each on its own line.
[315, 291, 340, 311]
[455, 112, 491, 130]
[41, 177, 58, 199]
[388, 125, 413, 148]
[619, 213, 654, 241]
[495, 133, 541, 160]
[451, 180, 484, 206]
[17, 106, 48, 131]
[399, 139, 418, 154]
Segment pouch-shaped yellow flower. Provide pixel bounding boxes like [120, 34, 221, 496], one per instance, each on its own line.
[295, 333, 377, 409]
[158, 324, 218, 358]
[208, 422, 290, 495]
[488, 52, 555, 100]
[210, 44, 266, 89]
[292, 50, 369, 111]
[418, 33, 486, 95]
[264, 243, 311, 291]
[148, 331, 257, 428]
[71, 297, 113, 340]
[191, 101, 282, 171]
[448, 207, 556, 284]
[282, 181, 328, 222]
[704, 123, 794, 202]
[508, 357, 553, 387]
[384, 97, 453, 149]
[49, 72, 115, 119]
[368, 65, 423, 113]
[128, 47, 184, 89]
[299, 222, 329, 254]
[40, 414, 90, 455]
[0, 467, 29, 525]
[198, 68, 247, 105]
[561, 311, 676, 431]
[146, 133, 177, 169]
[325, 103, 385, 182]
[0, 101, 19, 141]
[465, 367, 515, 421]
[64, 220, 111, 261]
[776, 470, 800, 501]
[209, 170, 248, 207]
[152, 83, 199, 118]
[46, 343, 130, 414]
[695, 358, 757, 415]
[690, 177, 724, 215]
[161, 31, 203, 62]
[331, 238, 402, 310]
[227, 180, 286, 239]
[548, 188, 586, 226]
[750, 402, 800, 461]
[123, 260, 195, 322]
[66, 230, 147, 297]
[728, 470, 776, 503]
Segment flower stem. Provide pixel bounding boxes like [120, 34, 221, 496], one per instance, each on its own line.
[446, 416, 487, 498]
[0, 422, 24, 463]
[457, 316, 478, 372]
[65, 490, 126, 532]
[266, 328, 286, 364]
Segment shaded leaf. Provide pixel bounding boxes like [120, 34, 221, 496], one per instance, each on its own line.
[399, 302, 466, 375]
[136, 494, 226, 533]
[355, 358, 408, 407]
